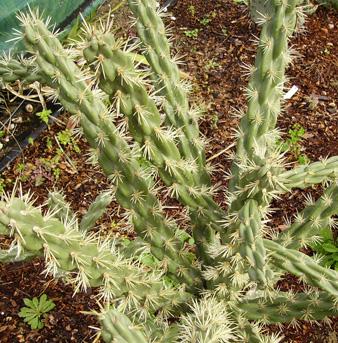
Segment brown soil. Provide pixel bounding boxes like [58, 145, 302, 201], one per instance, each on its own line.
[0, 0, 338, 342]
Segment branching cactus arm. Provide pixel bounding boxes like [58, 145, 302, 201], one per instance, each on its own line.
[228, 0, 299, 207]
[46, 190, 75, 222]
[0, 192, 194, 317]
[265, 239, 338, 297]
[281, 156, 338, 189]
[79, 191, 115, 233]
[203, 0, 300, 292]
[276, 184, 338, 249]
[239, 290, 338, 323]
[10, 9, 203, 290]
[76, 7, 225, 265]
[0, 53, 45, 84]
[128, 0, 207, 167]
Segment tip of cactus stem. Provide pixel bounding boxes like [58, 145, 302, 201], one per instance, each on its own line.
[179, 297, 236, 342]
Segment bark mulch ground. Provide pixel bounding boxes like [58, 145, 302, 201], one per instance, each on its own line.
[0, 0, 338, 342]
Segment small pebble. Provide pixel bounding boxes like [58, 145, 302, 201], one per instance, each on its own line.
[12, 116, 23, 123]
[25, 104, 34, 112]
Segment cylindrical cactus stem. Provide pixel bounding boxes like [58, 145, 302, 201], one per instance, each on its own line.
[12, 14, 203, 290]
[126, 0, 225, 265]
[79, 190, 115, 233]
[229, 0, 299, 195]
[226, 153, 286, 214]
[46, 190, 74, 222]
[0, 54, 45, 84]
[96, 307, 180, 343]
[239, 290, 338, 323]
[97, 308, 148, 343]
[128, 0, 208, 172]
[79, 27, 224, 265]
[177, 297, 237, 342]
[203, 201, 275, 294]
[265, 239, 338, 297]
[281, 156, 338, 189]
[236, 199, 273, 287]
[0, 247, 39, 263]
[0, 195, 194, 314]
[277, 184, 338, 249]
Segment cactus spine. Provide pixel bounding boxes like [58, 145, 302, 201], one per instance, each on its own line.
[1, 0, 338, 342]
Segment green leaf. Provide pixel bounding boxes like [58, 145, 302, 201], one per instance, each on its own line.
[318, 226, 334, 240]
[36, 109, 51, 124]
[29, 316, 39, 330]
[19, 295, 55, 330]
[18, 308, 34, 317]
[322, 243, 338, 253]
[41, 300, 55, 312]
[23, 298, 33, 307]
[66, 16, 80, 41]
[311, 243, 325, 253]
[23, 313, 39, 322]
[332, 252, 338, 261]
[324, 259, 335, 268]
[177, 229, 191, 243]
[139, 253, 156, 268]
[187, 252, 196, 261]
[32, 297, 39, 308]
[39, 294, 47, 304]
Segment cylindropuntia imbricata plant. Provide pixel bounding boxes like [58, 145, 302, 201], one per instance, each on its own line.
[1, 0, 338, 341]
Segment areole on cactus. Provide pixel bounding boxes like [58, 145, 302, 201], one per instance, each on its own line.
[0, 0, 338, 342]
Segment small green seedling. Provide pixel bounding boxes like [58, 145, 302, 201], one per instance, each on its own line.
[205, 59, 220, 70]
[57, 129, 72, 145]
[46, 137, 53, 150]
[278, 123, 310, 164]
[198, 18, 211, 26]
[198, 12, 216, 26]
[17, 163, 25, 172]
[36, 109, 52, 124]
[54, 168, 61, 180]
[18, 294, 55, 330]
[184, 29, 199, 39]
[57, 129, 81, 152]
[211, 114, 219, 129]
[310, 227, 338, 271]
[189, 5, 195, 16]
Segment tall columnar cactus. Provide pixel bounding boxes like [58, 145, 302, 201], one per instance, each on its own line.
[1, 0, 338, 342]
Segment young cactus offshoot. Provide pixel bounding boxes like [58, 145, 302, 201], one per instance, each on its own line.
[1, 0, 338, 342]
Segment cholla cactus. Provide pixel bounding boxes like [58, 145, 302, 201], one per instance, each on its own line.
[1, 0, 338, 342]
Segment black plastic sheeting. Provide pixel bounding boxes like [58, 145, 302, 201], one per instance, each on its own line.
[0, 0, 105, 53]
